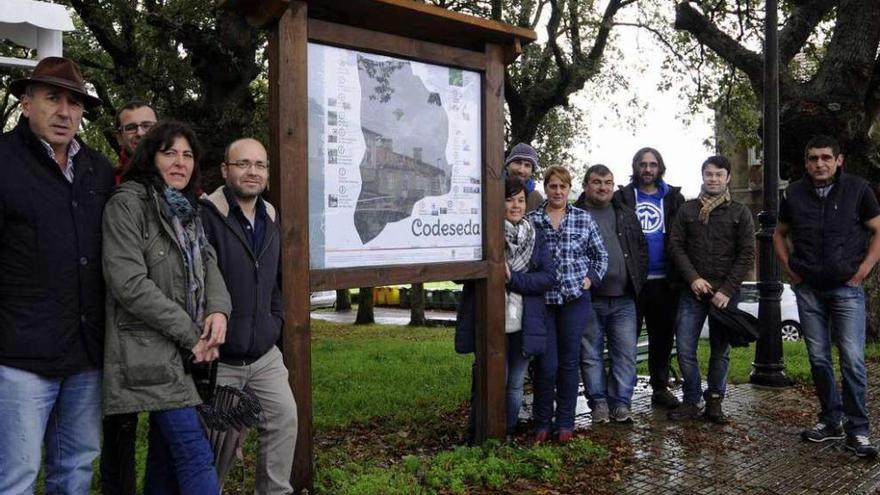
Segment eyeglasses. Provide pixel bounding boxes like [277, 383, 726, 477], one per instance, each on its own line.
[227, 160, 269, 171]
[119, 121, 156, 134]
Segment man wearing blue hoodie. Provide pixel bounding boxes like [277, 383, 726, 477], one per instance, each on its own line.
[505, 143, 544, 212]
[614, 147, 685, 409]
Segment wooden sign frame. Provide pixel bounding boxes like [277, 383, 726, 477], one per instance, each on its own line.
[225, 1, 534, 491]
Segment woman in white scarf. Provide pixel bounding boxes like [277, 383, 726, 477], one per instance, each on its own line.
[456, 177, 556, 441]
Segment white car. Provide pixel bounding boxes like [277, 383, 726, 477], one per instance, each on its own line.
[310, 290, 337, 310]
[700, 282, 801, 341]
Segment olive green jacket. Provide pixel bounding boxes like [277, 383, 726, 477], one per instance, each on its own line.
[102, 181, 231, 416]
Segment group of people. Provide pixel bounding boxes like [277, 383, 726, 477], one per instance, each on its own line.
[2, 50, 879, 495]
[0, 57, 298, 494]
[457, 136, 880, 458]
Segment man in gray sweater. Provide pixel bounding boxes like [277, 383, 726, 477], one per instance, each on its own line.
[576, 165, 648, 423]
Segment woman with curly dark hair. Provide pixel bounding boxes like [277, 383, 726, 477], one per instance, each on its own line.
[102, 121, 230, 493]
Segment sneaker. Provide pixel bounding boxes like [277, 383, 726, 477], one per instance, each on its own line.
[611, 405, 633, 423]
[800, 422, 844, 443]
[667, 401, 703, 421]
[845, 435, 878, 458]
[704, 393, 728, 425]
[591, 400, 610, 424]
[651, 389, 681, 409]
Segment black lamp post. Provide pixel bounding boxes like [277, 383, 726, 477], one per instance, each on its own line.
[750, 0, 793, 387]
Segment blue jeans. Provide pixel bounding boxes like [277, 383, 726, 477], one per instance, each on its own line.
[534, 294, 591, 431]
[579, 295, 638, 408]
[506, 331, 531, 435]
[145, 407, 219, 495]
[794, 283, 869, 435]
[0, 366, 102, 495]
[674, 290, 740, 404]
[466, 331, 533, 438]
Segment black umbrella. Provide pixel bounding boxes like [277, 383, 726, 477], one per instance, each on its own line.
[708, 304, 760, 347]
[197, 384, 265, 481]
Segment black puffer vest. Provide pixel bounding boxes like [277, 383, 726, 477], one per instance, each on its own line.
[784, 173, 875, 288]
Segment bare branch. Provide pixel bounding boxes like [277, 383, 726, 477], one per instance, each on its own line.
[614, 22, 689, 68]
[779, 0, 837, 63]
[674, 2, 764, 89]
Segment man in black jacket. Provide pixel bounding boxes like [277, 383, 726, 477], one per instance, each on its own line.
[667, 155, 754, 424]
[774, 135, 880, 457]
[614, 147, 685, 409]
[576, 165, 648, 423]
[0, 57, 114, 493]
[201, 138, 297, 492]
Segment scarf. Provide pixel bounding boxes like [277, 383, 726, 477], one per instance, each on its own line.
[505, 218, 535, 273]
[504, 219, 534, 334]
[697, 187, 730, 224]
[160, 186, 208, 326]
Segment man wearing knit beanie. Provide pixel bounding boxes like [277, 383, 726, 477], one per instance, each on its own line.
[505, 142, 544, 212]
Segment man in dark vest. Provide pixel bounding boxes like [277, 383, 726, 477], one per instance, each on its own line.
[201, 138, 298, 492]
[774, 135, 880, 457]
[614, 147, 685, 409]
[0, 57, 114, 493]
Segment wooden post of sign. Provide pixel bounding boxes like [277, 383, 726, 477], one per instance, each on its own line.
[267, 1, 315, 492]
[473, 42, 507, 442]
[246, 0, 538, 490]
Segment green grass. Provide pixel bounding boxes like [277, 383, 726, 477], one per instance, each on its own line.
[316, 438, 607, 495]
[310, 319, 471, 429]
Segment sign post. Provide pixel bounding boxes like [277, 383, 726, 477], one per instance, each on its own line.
[224, 1, 535, 491]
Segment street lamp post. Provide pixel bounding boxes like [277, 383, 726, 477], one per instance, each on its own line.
[750, 0, 792, 387]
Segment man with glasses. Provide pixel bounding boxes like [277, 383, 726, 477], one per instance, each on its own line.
[774, 135, 880, 457]
[201, 138, 298, 492]
[113, 100, 157, 182]
[614, 147, 685, 409]
[100, 99, 158, 495]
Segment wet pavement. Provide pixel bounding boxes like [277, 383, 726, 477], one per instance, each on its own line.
[519, 368, 880, 494]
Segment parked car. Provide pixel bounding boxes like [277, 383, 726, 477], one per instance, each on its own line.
[310, 290, 337, 310]
[700, 282, 801, 341]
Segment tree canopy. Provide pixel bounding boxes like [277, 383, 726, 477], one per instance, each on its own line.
[667, 0, 880, 182]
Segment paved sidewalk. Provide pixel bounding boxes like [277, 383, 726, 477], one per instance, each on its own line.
[520, 361, 880, 494]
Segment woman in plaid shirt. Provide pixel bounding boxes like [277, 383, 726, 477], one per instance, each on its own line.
[527, 165, 608, 443]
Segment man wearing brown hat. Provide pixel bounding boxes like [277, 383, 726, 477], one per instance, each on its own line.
[0, 56, 115, 494]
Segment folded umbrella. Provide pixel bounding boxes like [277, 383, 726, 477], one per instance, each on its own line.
[708, 304, 760, 347]
[197, 385, 265, 481]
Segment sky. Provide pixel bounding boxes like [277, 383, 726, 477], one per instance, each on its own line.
[565, 14, 715, 199]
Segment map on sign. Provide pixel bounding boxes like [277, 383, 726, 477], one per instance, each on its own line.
[307, 43, 483, 269]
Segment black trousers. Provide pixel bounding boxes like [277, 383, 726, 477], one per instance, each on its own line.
[637, 278, 680, 391]
[100, 413, 139, 495]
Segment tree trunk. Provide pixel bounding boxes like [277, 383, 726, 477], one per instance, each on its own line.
[409, 283, 426, 326]
[355, 287, 375, 325]
[335, 289, 352, 311]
